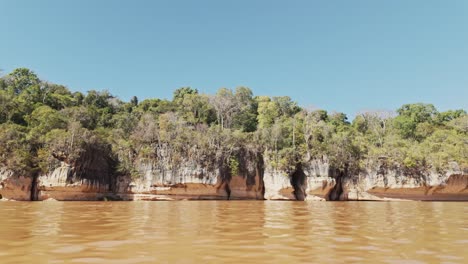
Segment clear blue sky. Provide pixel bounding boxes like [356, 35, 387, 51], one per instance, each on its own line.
[1, 0, 467, 117]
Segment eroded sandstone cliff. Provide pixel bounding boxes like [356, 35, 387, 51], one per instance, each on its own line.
[263, 156, 467, 201]
[263, 158, 335, 201]
[15, 148, 264, 201]
[1, 156, 466, 201]
[0, 168, 32, 201]
[342, 160, 468, 201]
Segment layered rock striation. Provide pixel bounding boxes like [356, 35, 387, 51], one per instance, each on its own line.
[342, 160, 468, 201]
[1, 156, 466, 201]
[258, 156, 467, 201]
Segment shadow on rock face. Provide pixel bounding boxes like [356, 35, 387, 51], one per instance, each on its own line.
[327, 166, 346, 201]
[290, 165, 307, 201]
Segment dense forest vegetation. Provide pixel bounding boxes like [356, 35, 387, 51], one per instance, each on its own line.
[0, 68, 467, 179]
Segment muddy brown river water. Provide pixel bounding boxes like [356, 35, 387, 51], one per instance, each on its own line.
[0, 201, 467, 263]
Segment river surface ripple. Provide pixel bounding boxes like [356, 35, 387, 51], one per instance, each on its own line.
[0, 201, 467, 263]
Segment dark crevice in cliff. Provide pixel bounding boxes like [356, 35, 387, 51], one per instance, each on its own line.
[290, 164, 307, 201]
[327, 165, 348, 201]
[30, 174, 39, 201]
[225, 184, 231, 200]
[328, 175, 343, 201]
[218, 163, 232, 200]
[257, 153, 265, 200]
[65, 143, 117, 191]
[237, 149, 266, 200]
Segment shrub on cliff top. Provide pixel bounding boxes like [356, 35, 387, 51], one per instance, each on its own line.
[0, 68, 466, 177]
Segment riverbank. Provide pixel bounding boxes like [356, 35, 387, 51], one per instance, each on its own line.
[2, 162, 467, 201]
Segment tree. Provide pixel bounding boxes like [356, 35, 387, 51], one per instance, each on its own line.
[435, 109, 466, 124]
[42, 123, 88, 166]
[232, 87, 257, 132]
[0, 123, 34, 175]
[174, 92, 214, 125]
[111, 111, 139, 137]
[136, 98, 162, 113]
[28, 105, 67, 139]
[84, 90, 111, 109]
[73, 92, 84, 106]
[209, 88, 240, 129]
[256, 96, 279, 129]
[328, 112, 349, 132]
[272, 96, 300, 117]
[130, 96, 138, 107]
[173, 87, 198, 104]
[4, 68, 39, 95]
[301, 109, 333, 160]
[448, 115, 468, 134]
[394, 103, 438, 140]
[130, 113, 159, 158]
[41, 83, 74, 110]
[355, 110, 395, 147]
[0, 90, 13, 123]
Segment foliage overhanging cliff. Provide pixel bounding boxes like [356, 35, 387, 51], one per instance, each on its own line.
[0, 68, 467, 180]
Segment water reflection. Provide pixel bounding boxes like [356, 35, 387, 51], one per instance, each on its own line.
[0, 201, 466, 263]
